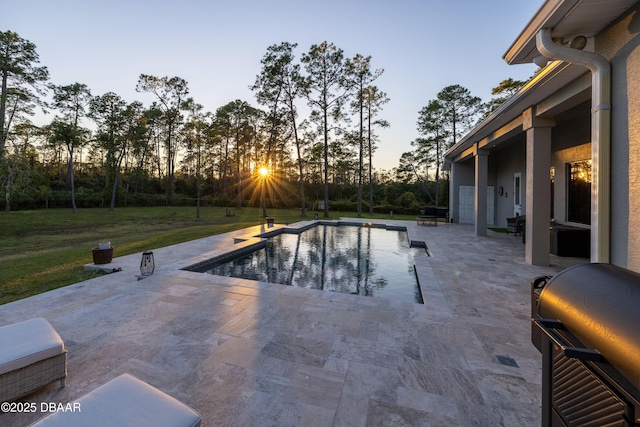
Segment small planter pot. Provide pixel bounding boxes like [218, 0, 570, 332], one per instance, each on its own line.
[92, 247, 114, 264]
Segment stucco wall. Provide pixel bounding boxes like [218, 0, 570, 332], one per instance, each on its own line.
[599, 4, 640, 270]
[449, 159, 475, 223]
[491, 143, 526, 227]
[450, 154, 518, 225]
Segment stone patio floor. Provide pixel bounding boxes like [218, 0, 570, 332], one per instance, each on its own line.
[0, 219, 587, 426]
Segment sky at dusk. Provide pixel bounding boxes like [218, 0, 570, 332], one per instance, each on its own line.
[5, 0, 541, 171]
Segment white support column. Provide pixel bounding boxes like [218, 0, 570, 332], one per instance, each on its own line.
[475, 147, 488, 237]
[523, 107, 555, 266]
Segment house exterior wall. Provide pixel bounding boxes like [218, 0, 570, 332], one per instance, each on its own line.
[598, 3, 640, 270]
[490, 143, 526, 228]
[449, 159, 475, 223]
[446, 2, 640, 267]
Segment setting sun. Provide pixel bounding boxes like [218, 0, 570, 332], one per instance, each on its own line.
[258, 167, 269, 177]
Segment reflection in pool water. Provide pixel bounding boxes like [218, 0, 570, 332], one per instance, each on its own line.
[200, 224, 426, 303]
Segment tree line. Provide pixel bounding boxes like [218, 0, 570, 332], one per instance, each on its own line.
[0, 30, 525, 216]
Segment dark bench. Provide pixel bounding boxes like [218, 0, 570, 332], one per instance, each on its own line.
[417, 207, 449, 226]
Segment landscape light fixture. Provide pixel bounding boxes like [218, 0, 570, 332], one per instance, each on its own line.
[140, 251, 155, 277]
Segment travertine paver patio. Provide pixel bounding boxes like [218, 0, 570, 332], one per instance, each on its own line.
[0, 219, 586, 426]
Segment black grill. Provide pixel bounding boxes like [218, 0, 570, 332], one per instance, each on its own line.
[531, 264, 640, 427]
[552, 349, 626, 426]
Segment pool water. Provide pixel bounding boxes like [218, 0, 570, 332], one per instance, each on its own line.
[200, 224, 426, 303]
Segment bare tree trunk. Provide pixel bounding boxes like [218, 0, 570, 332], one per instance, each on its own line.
[222, 138, 229, 196]
[196, 145, 201, 219]
[67, 144, 77, 213]
[261, 181, 267, 217]
[109, 164, 119, 212]
[357, 92, 364, 217]
[289, 104, 306, 217]
[236, 166, 242, 210]
[4, 168, 12, 212]
[0, 70, 8, 156]
[3, 149, 18, 212]
[323, 107, 329, 218]
[109, 148, 127, 212]
[368, 112, 374, 215]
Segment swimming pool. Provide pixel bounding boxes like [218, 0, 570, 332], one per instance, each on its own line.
[194, 224, 427, 303]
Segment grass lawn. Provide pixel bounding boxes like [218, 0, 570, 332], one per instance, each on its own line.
[488, 227, 508, 233]
[0, 206, 415, 305]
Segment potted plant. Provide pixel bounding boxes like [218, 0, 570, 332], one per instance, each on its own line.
[92, 241, 114, 264]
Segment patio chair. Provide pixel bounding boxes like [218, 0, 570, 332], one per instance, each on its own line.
[0, 318, 67, 402]
[506, 215, 525, 236]
[29, 373, 201, 427]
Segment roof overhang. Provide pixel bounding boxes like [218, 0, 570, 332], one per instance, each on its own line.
[444, 61, 588, 166]
[445, 0, 639, 168]
[504, 0, 639, 65]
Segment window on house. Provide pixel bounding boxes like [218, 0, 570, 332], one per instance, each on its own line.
[567, 160, 591, 224]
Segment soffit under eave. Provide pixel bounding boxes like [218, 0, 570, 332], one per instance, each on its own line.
[504, 0, 640, 65]
[536, 71, 591, 117]
[447, 118, 523, 165]
[444, 62, 584, 163]
[478, 118, 523, 151]
[503, 0, 579, 65]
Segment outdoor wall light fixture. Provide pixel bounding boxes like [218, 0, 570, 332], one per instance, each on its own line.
[140, 251, 155, 277]
[569, 35, 587, 50]
[533, 34, 587, 68]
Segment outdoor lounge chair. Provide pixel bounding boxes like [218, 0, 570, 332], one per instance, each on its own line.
[29, 373, 202, 427]
[0, 318, 67, 403]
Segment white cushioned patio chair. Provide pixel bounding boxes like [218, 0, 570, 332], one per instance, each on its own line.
[0, 317, 67, 402]
[29, 373, 202, 427]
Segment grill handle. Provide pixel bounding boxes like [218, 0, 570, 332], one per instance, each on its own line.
[532, 275, 551, 292]
[533, 319, 603, 362]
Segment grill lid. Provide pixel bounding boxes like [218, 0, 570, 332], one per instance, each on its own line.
[538, 263, 640, 389]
